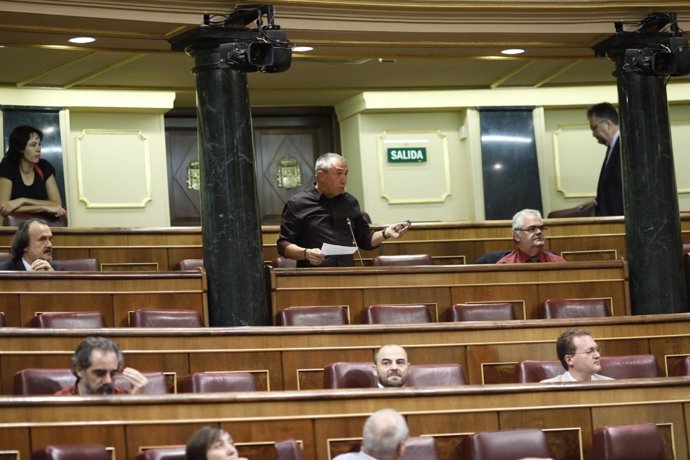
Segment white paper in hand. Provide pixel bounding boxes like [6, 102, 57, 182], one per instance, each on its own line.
[321, 243, 358, 255]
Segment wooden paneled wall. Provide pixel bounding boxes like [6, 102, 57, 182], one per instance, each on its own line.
[2, 313, 688, 392]
[0, 378, 688, 460]
[2, 214, 688, 270]
[269, 260, 631, 323]
[0, 271, 208, 327]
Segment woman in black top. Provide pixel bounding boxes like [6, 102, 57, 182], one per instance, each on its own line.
[0, 125, 66, 218]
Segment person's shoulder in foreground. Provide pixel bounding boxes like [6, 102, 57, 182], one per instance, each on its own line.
[333, 408, 409, 460]
[333, 452, 378, 459]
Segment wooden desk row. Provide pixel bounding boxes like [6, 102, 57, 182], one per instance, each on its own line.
[0, 260, 630, 328]
[0, 271, 208, 327]
[2, 313, 689, 393]
[0, 378, 688, 459]
[2, 214, 688, 270]
[268, 260, 632, 323]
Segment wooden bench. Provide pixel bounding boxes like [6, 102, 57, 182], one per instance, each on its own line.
[0, 271, 208, 327]
[2, 312, 688, 392]
[268, 260, 631, 323]
[0, 377, 687, 460]
[1, 214, 688, 270]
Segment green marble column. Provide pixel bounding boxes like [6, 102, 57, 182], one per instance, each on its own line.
[595, 15, 689, 314]
[170, 25, 276, 326]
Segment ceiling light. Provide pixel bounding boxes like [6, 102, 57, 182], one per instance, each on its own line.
[501, 48, 525, 55]
[292, 46, 313, 52]
[69, 37, 96, 44]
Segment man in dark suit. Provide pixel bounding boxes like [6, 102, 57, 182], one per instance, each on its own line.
[0, 218, 55, 271]
[586, 102, 624, 216]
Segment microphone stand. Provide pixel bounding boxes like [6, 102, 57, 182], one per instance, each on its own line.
[346, 218, 365, 267]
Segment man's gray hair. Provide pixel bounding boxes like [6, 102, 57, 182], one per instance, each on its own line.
[315, 152, 344, 173]
[512, 208, 543, 231]
[362, 408, 409, 460]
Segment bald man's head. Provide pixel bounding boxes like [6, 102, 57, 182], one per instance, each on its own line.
[374, 344, 410, 387]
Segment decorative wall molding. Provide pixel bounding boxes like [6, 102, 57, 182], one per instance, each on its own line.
[553, 124, 599, 199]
[376, 129, 451, 204]
[76, 129, 152, 208]
[554, 121, 690, 198]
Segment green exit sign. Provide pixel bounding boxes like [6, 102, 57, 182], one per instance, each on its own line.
[387, 147, 427, 163]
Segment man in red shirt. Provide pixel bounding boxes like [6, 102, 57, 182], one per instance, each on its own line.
[54, 336, 149, 395]
[497, 209, 565, 264]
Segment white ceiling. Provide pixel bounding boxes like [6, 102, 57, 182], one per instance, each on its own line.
[2, 1, 690, 108]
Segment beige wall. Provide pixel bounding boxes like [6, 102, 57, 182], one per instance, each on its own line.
[65, 111, 171, 227]
[544, 105, 690, 214]
[336, 83, 690, 221]
[4, 84, 690, 227]
[1, 88, 175, 227]
[341, 111, 474, 224]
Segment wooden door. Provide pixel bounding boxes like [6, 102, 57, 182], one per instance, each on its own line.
[165, 108, 339, 226]
[166, 127, 201, 226]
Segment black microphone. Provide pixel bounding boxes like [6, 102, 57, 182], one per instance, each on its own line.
[346, 217, 365, 267]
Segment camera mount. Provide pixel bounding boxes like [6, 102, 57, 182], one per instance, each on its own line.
[594, 12, 690, 77]
[171, 3, 292, 74]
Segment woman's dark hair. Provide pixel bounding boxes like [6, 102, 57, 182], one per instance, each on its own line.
[4, 125, 43, 162]
[186, 426, 223, 460]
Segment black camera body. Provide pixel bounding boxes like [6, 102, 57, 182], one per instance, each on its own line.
[623, 36, 690, 76]
[595, 12, 690, 77]
[219, 28, 292, 73]
[202, 4, 292, 73]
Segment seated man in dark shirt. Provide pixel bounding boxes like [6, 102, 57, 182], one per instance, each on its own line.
[277, 152, 410, 267]
[55, 336, 149, 395]
[0, 218, 55, 271]
[497, 209, 565, 264]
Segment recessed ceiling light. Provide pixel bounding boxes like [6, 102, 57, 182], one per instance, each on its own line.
[69, 37, 96, 44]
[293, 46, 313, 52]
[501, 48, 525, 55]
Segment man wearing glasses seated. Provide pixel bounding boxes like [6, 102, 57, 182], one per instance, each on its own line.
[497, 209, 566, 264]
[541, 327, 614, 383]
[54, 336, 149, 395]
